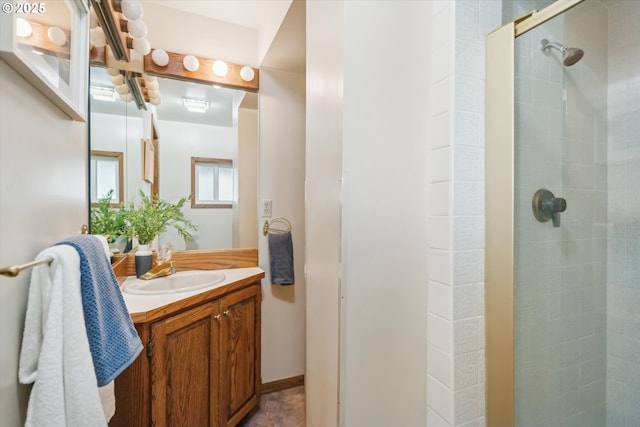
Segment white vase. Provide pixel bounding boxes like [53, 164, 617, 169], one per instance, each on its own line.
[135, 244, 153, 277]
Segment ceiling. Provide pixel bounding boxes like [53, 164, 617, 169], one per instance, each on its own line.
[90, 0, 304, 126]
[143, 0, 291, 34]
[146, 0, 306, 72]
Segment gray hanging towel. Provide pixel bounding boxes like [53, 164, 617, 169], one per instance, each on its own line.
[268, 231, 294, 285]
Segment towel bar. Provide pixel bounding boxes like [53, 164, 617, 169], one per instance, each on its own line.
[0, 224, 88, 278]
[0, 257, 53, 278]
[263, 217, 292, 236]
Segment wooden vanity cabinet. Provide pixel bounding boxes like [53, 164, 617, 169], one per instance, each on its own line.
[150, 300, 222, 427]
[218, 285, 262, 427]
[109, 281, 261, 427]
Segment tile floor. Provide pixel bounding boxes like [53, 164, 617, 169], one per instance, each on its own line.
[238, 386, 305, 427]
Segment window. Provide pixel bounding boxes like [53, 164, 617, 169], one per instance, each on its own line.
[90, 150, 124, 207]
[191, 157, 233, 208]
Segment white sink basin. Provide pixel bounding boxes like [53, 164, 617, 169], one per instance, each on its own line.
[122, 270, 226, 295]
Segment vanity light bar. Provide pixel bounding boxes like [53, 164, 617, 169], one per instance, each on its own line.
[14, 18, 71, 58]
[124, 73, 147, 110]
[144, 50, 259, 92]
[90, 0, 128, 61]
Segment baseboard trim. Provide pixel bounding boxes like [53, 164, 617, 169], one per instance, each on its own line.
[261, 375, 304, 395]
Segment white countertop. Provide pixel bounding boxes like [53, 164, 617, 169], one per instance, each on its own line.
[121, 267, 264, 316]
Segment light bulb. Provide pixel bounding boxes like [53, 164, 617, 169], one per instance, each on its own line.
[90, 27, 106, 48]
[120, 0, 143, 21]
[145, 79, 159, 90]
[120, 93, 134, 102]
[127, 19, 147, 39]
[47, 26, 67, 47]
[90, 8, 98, 28]
[106, 67, 120, 76]
[143, 74, 157, 83]
[16, 18, 32, 38]
[110, 74, 124, 85]
[115, 84, 129, 95]
[240, 66, 255, 82]
[146, 88, 159, 98]
[132, 38, 151, 55]
[151, 49, 169, 67]
[183, 55, 199, 72]
[212, 60, 228, 77]
[150, 97, 161, 106]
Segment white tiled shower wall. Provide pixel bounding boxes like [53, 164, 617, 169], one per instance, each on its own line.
[606, 2, 640, 425]
[428, 2, 639, 426]
[512, 2, 640, 426]
[514, 3, 609, 426]
[427, 1, 500, 426]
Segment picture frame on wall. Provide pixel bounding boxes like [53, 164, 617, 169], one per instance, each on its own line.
[143, 138, 154, 183]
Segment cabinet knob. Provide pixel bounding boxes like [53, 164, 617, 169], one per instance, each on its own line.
[214, 314, 222, 321]
[223, 310, 231, 317]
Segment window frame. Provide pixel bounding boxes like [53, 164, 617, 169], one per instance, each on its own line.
[90, 150, 124, 207]
[190, 156, 233, 209]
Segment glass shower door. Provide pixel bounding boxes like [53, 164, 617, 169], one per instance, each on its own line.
[512, 0, 640, 426]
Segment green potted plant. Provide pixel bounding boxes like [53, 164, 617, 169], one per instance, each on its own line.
[90, 189, 127, 247]
[123, 190, 197, 276]
[123, 190, 197, 244]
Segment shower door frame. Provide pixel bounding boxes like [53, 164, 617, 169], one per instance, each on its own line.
[484, 0, 585, 425]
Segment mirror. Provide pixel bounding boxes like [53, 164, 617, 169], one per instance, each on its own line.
[0, 0, 89, 120]
[89, 65, 258, 250]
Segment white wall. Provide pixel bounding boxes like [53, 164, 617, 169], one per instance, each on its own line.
[238, 107, 259, 249]
[258, 67, 306, 383]
[0, 61, 88, 426]
[305, 2, 343, 426]
[341, 2, 430, 426]
[306, 1, 430, 426]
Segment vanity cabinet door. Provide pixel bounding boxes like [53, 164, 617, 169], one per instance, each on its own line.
[150, 301, 222, 427]
[219, 284, 261, 427]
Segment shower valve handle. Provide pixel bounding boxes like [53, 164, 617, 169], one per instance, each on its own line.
[547, 197, 566, 227]
[532, 189, 567, 228]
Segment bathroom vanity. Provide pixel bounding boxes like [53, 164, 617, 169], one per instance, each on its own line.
[109, 250, 264, 427]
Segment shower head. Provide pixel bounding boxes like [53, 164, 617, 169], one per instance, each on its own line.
[540, 38, 584, 66]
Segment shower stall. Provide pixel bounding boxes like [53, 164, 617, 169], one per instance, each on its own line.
[486, 0, 639, 426]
